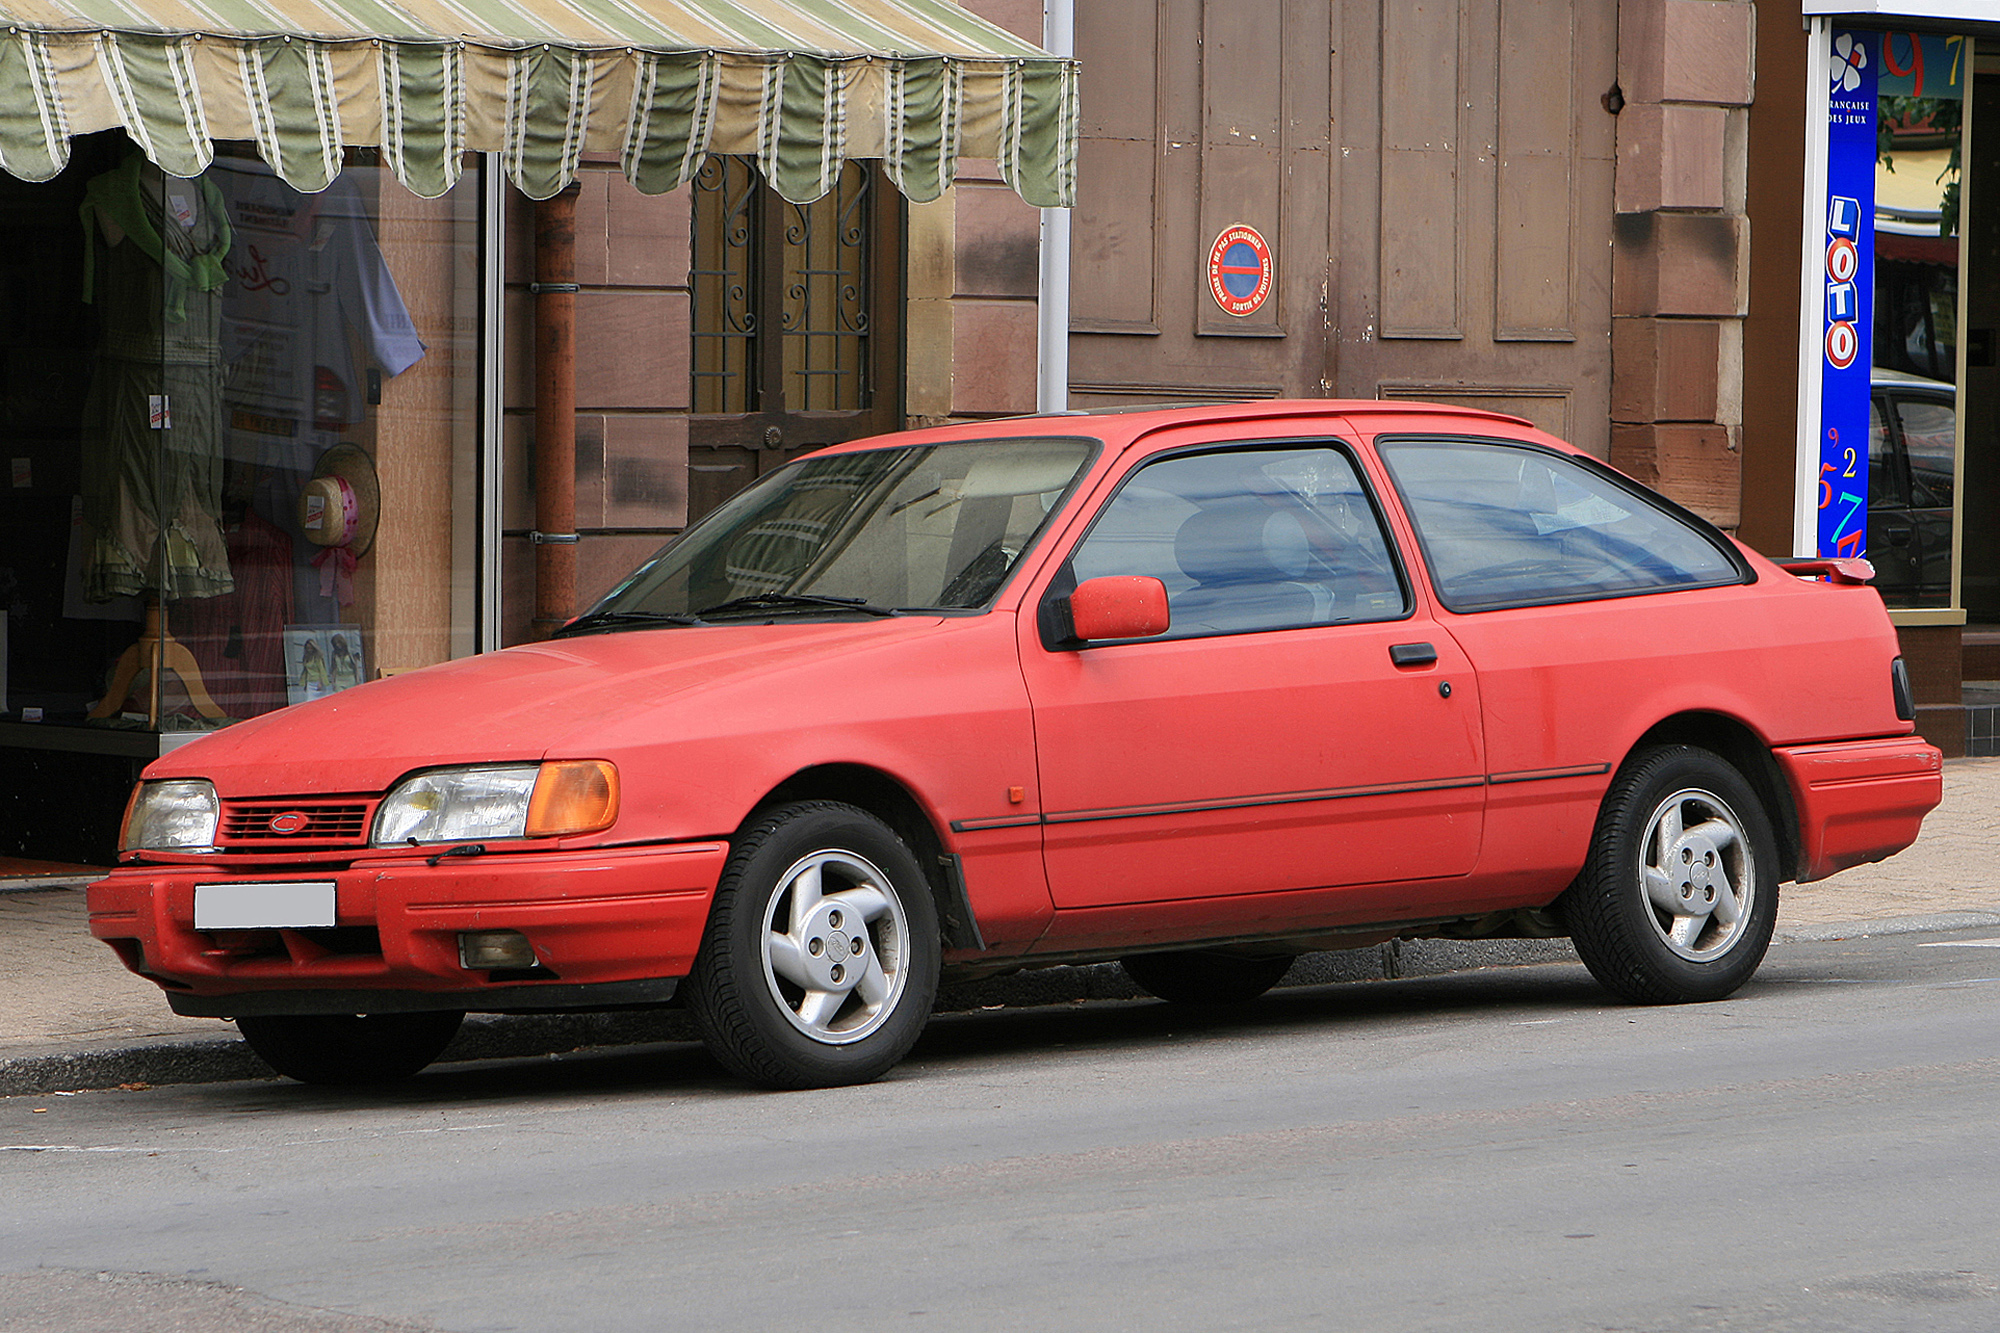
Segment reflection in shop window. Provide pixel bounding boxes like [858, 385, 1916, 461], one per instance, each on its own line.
[1873, 36, 1963, 611]
[0, 136, 484, 733]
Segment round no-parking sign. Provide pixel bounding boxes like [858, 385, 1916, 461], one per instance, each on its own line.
[1207, 224, 1273, 317]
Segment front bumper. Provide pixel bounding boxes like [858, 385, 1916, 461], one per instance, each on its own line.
[87, 840, 730, 1012]
[1773, 736, 1943, 882]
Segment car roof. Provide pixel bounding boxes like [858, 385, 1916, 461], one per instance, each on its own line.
[1872, 369, 1954, 393]
[817, 398, 1546, 456]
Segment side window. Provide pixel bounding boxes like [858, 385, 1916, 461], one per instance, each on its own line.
[1067, 445, 1408, 638]
[1376, 436, 1744, 613]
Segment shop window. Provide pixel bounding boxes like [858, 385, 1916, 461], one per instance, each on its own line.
[0, 135, 486, 738]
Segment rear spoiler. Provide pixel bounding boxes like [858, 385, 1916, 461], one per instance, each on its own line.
[1774, 557, 1876, 585]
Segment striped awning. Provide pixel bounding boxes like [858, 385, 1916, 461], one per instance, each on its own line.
[0, 0, 1079, 205]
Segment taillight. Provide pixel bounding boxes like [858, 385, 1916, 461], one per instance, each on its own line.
[1891, 657, 1915, 723]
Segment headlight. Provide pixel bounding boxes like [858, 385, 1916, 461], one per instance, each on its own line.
[373, 761, 619, 846]
[122, 779, 219, 852]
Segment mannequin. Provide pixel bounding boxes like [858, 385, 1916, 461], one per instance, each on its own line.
[77, 150, 234, 725]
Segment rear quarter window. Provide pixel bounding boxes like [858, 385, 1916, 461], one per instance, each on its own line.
[1376, 436, 1746, 612]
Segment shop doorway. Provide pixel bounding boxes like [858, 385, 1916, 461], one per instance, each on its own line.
[685, 158, 905, 521]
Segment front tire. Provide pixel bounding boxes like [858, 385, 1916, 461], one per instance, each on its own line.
[1121, 949, 1293, 1005]
[235, 1011, 464, 1085]
[1562, 745, 1779, 1004]
[686, 802, 941, 1089]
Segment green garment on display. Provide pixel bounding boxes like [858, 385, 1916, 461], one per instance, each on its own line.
[77, 156, 236, 602]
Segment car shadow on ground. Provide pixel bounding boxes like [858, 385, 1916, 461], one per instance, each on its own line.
[911, 960, 1616, 1068]
[172, 959, 1629, 1114]
[173, 945, 1911, 1114]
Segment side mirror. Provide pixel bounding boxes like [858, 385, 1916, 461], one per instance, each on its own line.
[1067, 576, 1171, 642]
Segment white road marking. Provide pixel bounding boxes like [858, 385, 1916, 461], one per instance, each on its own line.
[2, 1123, 510, 1154]
[1918, 939, 2000, 948]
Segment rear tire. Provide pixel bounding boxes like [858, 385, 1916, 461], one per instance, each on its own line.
[1120, 949, 1293, 1005]
[236, 1011, 464, 1085]
[1562, 745, 1779, 1004]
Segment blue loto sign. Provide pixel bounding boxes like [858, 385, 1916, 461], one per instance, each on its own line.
[1819, 29, 1878, 560]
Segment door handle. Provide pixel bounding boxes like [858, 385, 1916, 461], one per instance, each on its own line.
[1389, 642, 1438, 667]
[1886, 526, 1913, 547]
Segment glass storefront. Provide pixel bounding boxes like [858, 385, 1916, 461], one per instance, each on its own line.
[1869, 32, 1965, 610]
[0, 134, 486, 738]
[1806, 28, 1967, 611]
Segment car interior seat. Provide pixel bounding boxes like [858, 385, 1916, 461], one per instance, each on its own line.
[1171, 500, 1336, 634]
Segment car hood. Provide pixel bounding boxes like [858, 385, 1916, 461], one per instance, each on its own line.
[149, 617, 953, 797]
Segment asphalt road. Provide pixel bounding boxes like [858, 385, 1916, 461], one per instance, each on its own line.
[5, 930, 2000, 1333]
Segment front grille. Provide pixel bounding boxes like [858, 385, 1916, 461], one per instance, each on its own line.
[219, 799, 375, 850]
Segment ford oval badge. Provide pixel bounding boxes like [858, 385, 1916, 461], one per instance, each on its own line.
[268, 812, 310, 835]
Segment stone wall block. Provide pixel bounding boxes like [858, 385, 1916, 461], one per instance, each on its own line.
[573, 412, 606, 529]
[502, 287, 534, 409]
[955, 182, 1042, 298]
[1610, 422, 1741, 527]
[1615, 103, 1728, 213]
[906, 298, 954, 419]
[908, 196, 956, 301]
[571, 171, 610, 288]
[950, 301, 1038, 417]
[1611, 316, 1722, 422]
[1612, 211, 1746, 317]
[600, 414, 690, 529]
[969, 0, 1040, 43]
[1619, 0, 1755, 107]
[504, 190, 533, 285]
[501, 414, 532, 530]
[606, 183, 691, 288]
[574, 291, 691, 410]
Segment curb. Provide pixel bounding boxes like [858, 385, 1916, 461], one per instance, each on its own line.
[4, 919, 1992, 1096]
[1774, 910, 2000, 942]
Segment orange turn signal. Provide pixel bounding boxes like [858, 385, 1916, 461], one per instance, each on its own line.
[525, 760, 620, 837]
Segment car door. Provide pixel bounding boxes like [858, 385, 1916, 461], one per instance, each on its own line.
[1016, 438, 1486, 924]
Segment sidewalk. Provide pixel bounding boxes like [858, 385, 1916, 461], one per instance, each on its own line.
[6, 758, 2000, 1095]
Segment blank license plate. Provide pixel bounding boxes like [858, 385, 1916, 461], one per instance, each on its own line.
[194, 881, 337, 931]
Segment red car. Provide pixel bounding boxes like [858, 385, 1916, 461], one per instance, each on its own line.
[90, 401, 1942, 1089]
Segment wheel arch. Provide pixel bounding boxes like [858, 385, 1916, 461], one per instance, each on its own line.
[747, 764, 983, 951]
[1626, 712, 1804, 883]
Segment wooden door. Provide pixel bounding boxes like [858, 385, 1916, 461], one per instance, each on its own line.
[1068, 0, 1617, 457]
[1067, 0, 1332, 407]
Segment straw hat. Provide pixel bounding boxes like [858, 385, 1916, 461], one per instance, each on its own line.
[298, 444, 381, 556]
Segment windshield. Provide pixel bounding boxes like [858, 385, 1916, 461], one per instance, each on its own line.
[566, 437, 1098, 630]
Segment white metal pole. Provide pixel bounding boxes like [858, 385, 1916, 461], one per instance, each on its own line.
[1795, 18, 1834, 556]
[1037, 0, 1074, 414]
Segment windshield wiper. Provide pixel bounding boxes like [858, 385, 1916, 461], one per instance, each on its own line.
[693, 592, 903, 619]
[553, 609, 706, 638]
